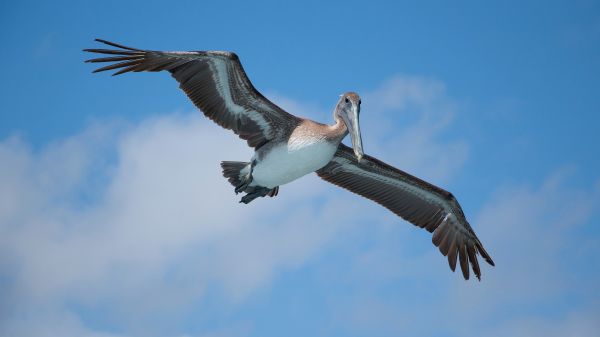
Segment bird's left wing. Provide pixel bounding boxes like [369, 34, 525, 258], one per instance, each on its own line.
[84, 39, 300, 149]
[316, 144, 494, 280]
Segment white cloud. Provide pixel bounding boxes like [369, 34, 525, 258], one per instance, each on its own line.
[362, 75, 468, 183]
[0, 76, 478, 336]
[9, 76, 596, 337]
[446, 170, 600, 335]
[0, 114, 341, 336]
[329, 170, 600, 337]
[486, 307, 600, 337]
[3, 309, 127, 337]
[263, 91, 325, 120]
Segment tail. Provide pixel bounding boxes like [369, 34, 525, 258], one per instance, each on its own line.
[220, 161, 279, 202]
[220, 161, 249, 187]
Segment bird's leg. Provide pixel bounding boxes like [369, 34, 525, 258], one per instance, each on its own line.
[235, 175, 252, 194]
[239, 187, 271, 204]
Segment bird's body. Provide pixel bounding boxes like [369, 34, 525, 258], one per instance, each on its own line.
[84, 39, 495, 280]
[252, 136, 338, 188]
[249, 119, 343, 188]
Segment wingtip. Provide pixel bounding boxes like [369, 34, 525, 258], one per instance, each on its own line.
[475, 241, 495, 267]
[448, 258, 457, 272]
[95, 38, 111, 45]
[91, 38, 142, 51]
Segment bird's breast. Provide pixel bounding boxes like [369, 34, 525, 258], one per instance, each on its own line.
[251, 137, 338, 188]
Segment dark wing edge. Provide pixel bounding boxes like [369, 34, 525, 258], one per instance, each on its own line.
[316, 144, 495, 280]
[83, 38, 300, 149]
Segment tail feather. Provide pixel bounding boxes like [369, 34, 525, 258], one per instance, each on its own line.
[220, 161, 280, 201]
[220, 161, 249, 187]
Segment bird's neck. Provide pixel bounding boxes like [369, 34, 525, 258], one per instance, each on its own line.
[329, 116, 349, 142]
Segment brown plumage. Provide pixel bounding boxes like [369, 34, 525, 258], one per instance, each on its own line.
[317, 144, 494, 280]
[84, 39, 494, 280]
[84, 39, 300, 149]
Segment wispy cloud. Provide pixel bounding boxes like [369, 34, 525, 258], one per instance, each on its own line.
[0, 113, 346, 336]
[3, 75, 593, 337]
[362, 75, 468, 183]
[326, 169, 599, 337]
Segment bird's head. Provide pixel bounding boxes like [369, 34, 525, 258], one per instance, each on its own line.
[335, 92, 364, 161]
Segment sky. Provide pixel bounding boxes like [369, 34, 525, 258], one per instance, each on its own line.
[1, 0, 599, 336]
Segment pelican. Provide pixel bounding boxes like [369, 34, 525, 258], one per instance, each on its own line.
[84, 39, 494, 280]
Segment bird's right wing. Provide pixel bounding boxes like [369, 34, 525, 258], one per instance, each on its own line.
[317, 144, 494, 280]
[84, 39, 301, 149]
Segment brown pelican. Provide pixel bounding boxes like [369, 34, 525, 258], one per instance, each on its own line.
[84, 39, 495, 280]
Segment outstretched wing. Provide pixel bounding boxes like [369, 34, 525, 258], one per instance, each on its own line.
[84, 39, 300, 149]
[316, 144, 495, 280]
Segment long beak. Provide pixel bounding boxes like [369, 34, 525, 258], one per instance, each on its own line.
[342, 105, 364, 161]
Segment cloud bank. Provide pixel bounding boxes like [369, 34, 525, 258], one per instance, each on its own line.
[1, 76, 598, 337]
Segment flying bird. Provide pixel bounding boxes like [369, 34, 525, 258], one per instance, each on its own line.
[84, 39, 494, 280]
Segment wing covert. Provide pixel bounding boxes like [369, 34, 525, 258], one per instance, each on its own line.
[316, 144, 494, 280]
[84, 39, 300, 148]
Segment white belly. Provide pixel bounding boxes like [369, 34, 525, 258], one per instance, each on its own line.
[251, 138, 338, 188]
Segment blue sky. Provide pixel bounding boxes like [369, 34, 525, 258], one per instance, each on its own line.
[1, 1, 599, 336]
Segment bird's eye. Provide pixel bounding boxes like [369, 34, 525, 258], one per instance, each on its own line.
[358, 100, 361, 105]
[345, 97, 349, 103]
